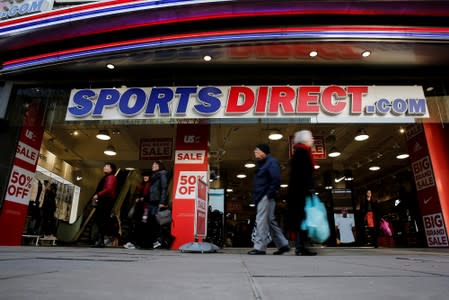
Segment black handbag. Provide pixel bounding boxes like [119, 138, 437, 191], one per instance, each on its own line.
[156, 209, 172, 226]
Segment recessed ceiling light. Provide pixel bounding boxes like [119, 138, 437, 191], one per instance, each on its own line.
[203, 55, 212, 61]
[244, 161, 256, 168]
[268, 130, 283, 140]
[354, 129, 369, 141]
[96, 130, 111, 140]
[369, 166, 380, 171]
[106, 63, 115, 70]
[125, 167, 135, 171]
[426, 86, 434, 92]
[236, 174, 247, 179]
[314, 165, 320, 169]
[396, 154, 410, 159]
[280, 184, 288, 188]
[309, 50, 318, 57]
[226, 188, 233, 192]
[361, 50, 371, 57]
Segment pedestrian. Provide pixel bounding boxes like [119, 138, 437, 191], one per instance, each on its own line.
[248, 143, 290, 255]
[41, 183, 58, 238]
[91, 162, 117, 248]
[123, 170, 151, 249]
[363, 189, 378, 248]
[143, 161, 169, 249]
[287, 130, 317, 256]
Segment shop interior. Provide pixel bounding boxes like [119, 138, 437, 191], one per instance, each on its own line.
[26, 121, 424, 248]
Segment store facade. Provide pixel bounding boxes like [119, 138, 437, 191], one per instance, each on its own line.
[1, 0, 449, 248]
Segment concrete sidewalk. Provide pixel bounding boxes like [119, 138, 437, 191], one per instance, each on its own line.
[1, 246, 449, 300]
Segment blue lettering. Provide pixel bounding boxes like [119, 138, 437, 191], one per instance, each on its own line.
[68, 90, 95, 117]
[376, 98, 390, 114]
[175, 87, 197, 115]
[92, 89, 120, 117]
[392, 98, 407, 115]
[118, 88, 146, 116]
[145, 88, 173, 115]
[194, 87, 222, 114]
[408, 98, 427, 115]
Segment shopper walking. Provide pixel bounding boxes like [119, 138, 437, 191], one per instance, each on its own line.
[41, 183, 58, 237]
[287, 130, 317, 256]
[124, 171, 151, 249]
[92, 162, 117, 248]
[248, 144, 290, 255]
[363, 189, 378, 248]
[143, 161, 169, 249]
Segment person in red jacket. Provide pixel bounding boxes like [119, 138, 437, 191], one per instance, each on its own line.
[92, 162, 117, 248]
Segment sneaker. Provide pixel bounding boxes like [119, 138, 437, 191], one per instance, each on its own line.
[153, 241, 161, 249]
[123, 242, 135, 249]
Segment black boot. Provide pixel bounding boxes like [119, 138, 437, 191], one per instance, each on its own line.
[295, 230, 317, 256]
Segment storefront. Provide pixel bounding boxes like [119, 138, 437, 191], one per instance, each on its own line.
[1, 0, 449, 249]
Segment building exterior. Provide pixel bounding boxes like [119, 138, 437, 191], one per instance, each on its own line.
[0, 0, 449, 248]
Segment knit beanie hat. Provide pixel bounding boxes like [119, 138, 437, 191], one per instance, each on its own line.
[293, 130, 313, 145]
[256, 143, 270, 155]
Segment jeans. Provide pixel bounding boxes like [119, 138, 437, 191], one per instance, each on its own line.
[252, 195, 289, 251]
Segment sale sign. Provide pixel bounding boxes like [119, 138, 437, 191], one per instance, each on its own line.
[412, 156, 435, 191]
[406, 124, 448, 247]
[423, 213, 449, 247]
[170, 124, 209, 249]
[6, 165, 35, 205]
[0, 100, 44, 245]
[175, 171, 207, 199]
[140, 138, 173, 160]
[195, 179, 208, 237]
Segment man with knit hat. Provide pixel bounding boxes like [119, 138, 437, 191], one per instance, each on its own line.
[248, 143, 290, 255]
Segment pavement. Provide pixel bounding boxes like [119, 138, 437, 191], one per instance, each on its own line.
[1, 246, 449, 300]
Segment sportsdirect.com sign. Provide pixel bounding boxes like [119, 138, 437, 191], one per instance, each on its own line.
[65, 85, 428, 123]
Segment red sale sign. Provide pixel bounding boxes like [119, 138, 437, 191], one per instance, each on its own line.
[0, 100, 44, 245]
[175, 171, 207, 199]
[170, 125, 209, 249]
[195, 179, 208, 237]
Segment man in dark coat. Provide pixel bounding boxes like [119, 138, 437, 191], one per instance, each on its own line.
[287, 130, 317, 256]
[248, 144, 290, 255]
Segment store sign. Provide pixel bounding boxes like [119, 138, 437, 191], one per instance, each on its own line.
[423, 213, 449, 247]
[66, 85, 428, 123]
[412, 156, 435, 191]
[139, 138, 173, 160]
[289, 135, 326, 159]
[175, 171, 207, 199]
[175, 150, 206, 164]
[0, 0, 54, 20]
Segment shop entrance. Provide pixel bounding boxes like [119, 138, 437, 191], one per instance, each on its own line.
[24, 121, 424, 248]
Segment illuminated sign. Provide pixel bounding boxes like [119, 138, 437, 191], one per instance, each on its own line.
[0, 0, 54, 20]
[65, 85, 428, 123]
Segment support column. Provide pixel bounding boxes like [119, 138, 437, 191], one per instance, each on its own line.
[170, 124, 209, 249]
[423, 123, 449, 245]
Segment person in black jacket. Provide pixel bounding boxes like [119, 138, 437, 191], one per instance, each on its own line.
[287, 130, 317, 256]
[248, 143, 290, 255]
[143, 160, 169, 249]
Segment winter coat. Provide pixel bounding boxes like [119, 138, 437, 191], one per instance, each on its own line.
[95, 173, 117, 203]
[287, 144, 315, 229]
[148, 170, 168, 206]
[252, 154, 281, 205]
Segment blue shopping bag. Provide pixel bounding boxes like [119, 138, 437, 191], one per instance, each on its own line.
[300, 194, 330, 243]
